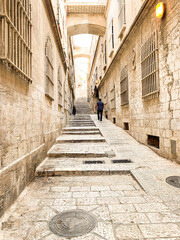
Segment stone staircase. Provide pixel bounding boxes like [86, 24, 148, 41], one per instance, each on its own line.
[75, 98, 94, 114]
[36, 102, 115, 177]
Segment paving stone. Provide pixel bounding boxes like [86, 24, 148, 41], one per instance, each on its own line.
[119, 196, 147, 204]
[93, 221, 116, 240]
[91, 185, 110, 191]
[73, 191, 100, 198]
[134, 203, 170, 212]
[100, 190, 123, 197]
[115, 224, 144, 239]
[76, 198, 97, 206]
[110, 184, 136, 191]
[96, 197, 119, 205]
[139, 223, 180, 238]
[147, 212, 180, 223]
[90, 205, 111, 221]
[108, 204, 136, 213]
[54, 198, 76, 206]
[111, 212, 150, 224]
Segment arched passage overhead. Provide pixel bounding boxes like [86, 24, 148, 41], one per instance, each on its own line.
[67, 14, 106, 36]
[74, 54, 90, 59]
[73, 46, 91, 59]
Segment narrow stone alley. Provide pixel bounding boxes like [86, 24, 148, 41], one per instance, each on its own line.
[0, 101, 180, 240]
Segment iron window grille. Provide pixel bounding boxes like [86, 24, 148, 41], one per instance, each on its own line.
[98, 52, 102, 80]
[58, 66, 63, 107]
[120, 65, 129, 106]
[103, 40, 107, 69]
[118, 0, 126, 38]
[45, 37, 54, 100]
[141, 30, 159, 98]
[110, 85, 116, 109]
[108, 18, 114, 57]
[0, 0, 32, 83]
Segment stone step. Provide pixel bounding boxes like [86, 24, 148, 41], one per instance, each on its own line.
[69, 124, 95, 127]
[47, 143, 115, 158]
[69, 120, 93, 123]
[56, 135, 105, 143]
[62, 131, 100, 135]
[69, 123, 95, 125]
[62, 127, 99, 131]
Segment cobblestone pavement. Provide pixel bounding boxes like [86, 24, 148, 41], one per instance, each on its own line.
[0, 115, 180, 240]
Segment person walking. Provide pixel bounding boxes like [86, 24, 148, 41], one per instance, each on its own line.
[97, 98, 104, 121]
[72, 105, 76, 115]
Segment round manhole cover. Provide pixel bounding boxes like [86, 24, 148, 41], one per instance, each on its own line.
[49, 210, 97, 238]
[166, 176, 180, 188]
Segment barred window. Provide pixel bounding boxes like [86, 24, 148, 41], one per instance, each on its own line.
[103, 40, 107, 69]
[118, 0, 126, 37]
[108, 19, 114, 57]
[0, 0, 32, 82]
[120, 65, 128, 106]
[141, 30, 159, 98]
[45, 37, 54, 100]
[110, 86, 116, 109]
[99, 52, 102, 80]
[58, 66, 63, 107]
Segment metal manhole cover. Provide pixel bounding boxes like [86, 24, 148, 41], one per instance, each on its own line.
[49, 210, 97, 238]
[166, 176, 180, 188]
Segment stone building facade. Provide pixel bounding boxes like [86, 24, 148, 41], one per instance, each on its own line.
[89, 0, 180, 162]
[0, 0, 74, 217]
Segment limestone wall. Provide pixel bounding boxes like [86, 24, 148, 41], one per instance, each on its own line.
[0, 0, 72, 217]
[91, 0, 180, 162]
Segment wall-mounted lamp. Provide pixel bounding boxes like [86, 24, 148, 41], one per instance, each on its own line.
[95, 80, 98, 85]
[156, 2, 166, 18]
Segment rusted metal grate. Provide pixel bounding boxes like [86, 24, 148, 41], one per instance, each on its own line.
[112, 159, 132, 163]
[141, 30, 159, 98]
[84, 161, 105, 164]
[120, 65, 128, 106]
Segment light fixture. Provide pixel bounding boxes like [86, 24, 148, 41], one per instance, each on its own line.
[156, 2, 166, 18]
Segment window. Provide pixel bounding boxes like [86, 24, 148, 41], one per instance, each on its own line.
[118, 0, 126, 37]
[45, 37, 54, 100]
[147, 135, 159, 149]
[103, 40, 107, 69]
[0, 0, 32, 82]
[141, 30, 159, 98]
[99, 49, 103, 80]
[110, 85, 116, 109]
[120, 65, 128, 106]
[58, 66, 63, 107]
[95, 67, 98, 83]
[108, 19, 114, 57]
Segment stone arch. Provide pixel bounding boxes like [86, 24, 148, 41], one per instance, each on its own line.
[67, 14, 106, 36]
[74, 54, 90, 59]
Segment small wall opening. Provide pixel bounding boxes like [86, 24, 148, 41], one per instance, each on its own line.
[113, 118, 116, 124]
[124, 122, 129, 130]
[147, 135, 159, 149]
[105, 114, 108, 119]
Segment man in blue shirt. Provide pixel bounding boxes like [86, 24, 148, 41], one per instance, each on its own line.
[97, 98, 104, 121]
